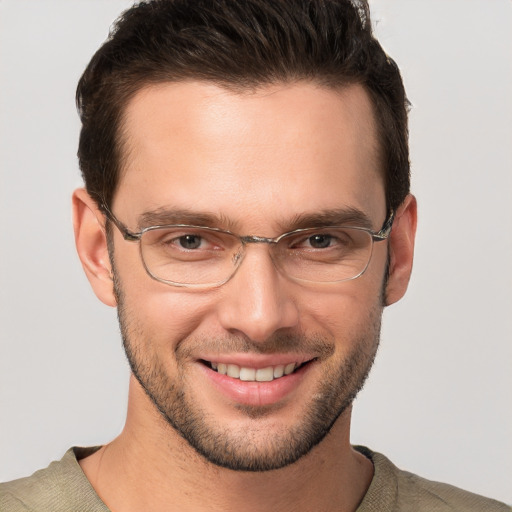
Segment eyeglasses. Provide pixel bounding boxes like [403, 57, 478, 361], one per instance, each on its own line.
[103, 206, 394, 288]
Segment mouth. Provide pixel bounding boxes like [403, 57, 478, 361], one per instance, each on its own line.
[198, 356, 319, 406]
[201, 359, 315, 382]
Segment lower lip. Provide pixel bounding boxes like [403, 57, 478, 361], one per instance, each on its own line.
[198, 361, 314, 407]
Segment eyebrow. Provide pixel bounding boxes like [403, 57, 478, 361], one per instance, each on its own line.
[137, 208, 236, 231]
[285, 208, 375, 231]
[137, 206, 375, 233]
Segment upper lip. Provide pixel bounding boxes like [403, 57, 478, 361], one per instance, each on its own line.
[198, 354, 317, 369]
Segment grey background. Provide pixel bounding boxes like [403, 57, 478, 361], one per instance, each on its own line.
[1, 0, 511, 504]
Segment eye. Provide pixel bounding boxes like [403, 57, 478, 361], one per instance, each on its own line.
[177, 234, 204, 250]
[165, 231, 221, 252]
[147, 228, 220, 252]
[290, 230, 348, 250]
[142, 226, 238, 267]
[307, 234, 333, 249]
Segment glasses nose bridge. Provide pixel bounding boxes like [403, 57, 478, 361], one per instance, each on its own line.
[240, 234, 279, 245]
[232, 235, 281, 276]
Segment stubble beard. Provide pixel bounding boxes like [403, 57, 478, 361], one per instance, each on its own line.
[114, 273, 383, 472]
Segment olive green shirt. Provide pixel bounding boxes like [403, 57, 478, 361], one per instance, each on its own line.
[1, 446, 509, 511]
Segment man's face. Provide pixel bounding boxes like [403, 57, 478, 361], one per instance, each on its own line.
[110, 81, 388, 471]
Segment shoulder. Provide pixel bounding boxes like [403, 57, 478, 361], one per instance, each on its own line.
[355, 446, 510, 512]
[392, 466, 510, 511]
[0, 447, 109, 512]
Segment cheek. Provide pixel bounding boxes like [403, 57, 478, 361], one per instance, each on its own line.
[133, 290, 217, 345]
[292, 281, 383, 342]
[114, 248, 218, 346]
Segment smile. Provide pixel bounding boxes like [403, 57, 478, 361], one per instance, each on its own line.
[198, 357, 317, 406]
[205, 360, 312, 382]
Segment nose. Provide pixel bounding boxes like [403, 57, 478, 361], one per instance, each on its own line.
[216, 245, 300, 342]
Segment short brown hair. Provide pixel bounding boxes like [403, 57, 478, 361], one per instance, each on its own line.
[76, 0, 410, 213]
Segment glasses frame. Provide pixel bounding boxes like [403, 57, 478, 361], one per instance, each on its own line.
[102, 205, 395, 288]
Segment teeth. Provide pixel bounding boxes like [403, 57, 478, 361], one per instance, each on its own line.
[239, 367, 256, 381]
[284, 363, 296, 375]
[273, 365, 284, 378]
[227, 364, 240, 378]
[256, 367, 274, 382]
[211, 362, 298, 382]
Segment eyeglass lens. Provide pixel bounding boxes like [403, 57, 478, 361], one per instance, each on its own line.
[139, 225, 375, 286]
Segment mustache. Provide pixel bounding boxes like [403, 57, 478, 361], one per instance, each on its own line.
[177, 331, 335, 358]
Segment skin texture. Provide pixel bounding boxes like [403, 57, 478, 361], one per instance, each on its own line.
[73, 81, 417, 512]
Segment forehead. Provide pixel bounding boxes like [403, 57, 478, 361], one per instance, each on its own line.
[115, 81, 385, 231]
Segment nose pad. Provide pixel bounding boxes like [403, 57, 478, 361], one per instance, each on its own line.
[225, 247, 245, 283]
[232, 248, 244, 265]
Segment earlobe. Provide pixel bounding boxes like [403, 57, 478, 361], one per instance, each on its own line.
[72, 188, 117, 307]
[384, 194, 417, 306]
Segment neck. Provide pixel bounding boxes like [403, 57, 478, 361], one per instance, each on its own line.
[80, 377, 373, 512]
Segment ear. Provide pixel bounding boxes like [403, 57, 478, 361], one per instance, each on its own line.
[72, 188, 117, 307]
[384, 194, 417, 306]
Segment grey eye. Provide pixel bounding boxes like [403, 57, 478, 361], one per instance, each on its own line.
[308, 234, 332, 249]
[178, 235, 202, 249]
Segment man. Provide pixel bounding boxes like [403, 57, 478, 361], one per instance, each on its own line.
[1, 0, 509, 510]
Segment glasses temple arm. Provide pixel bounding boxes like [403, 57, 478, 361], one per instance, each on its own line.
[101, 204, 141, 241]
[373, 210, 395, 240]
